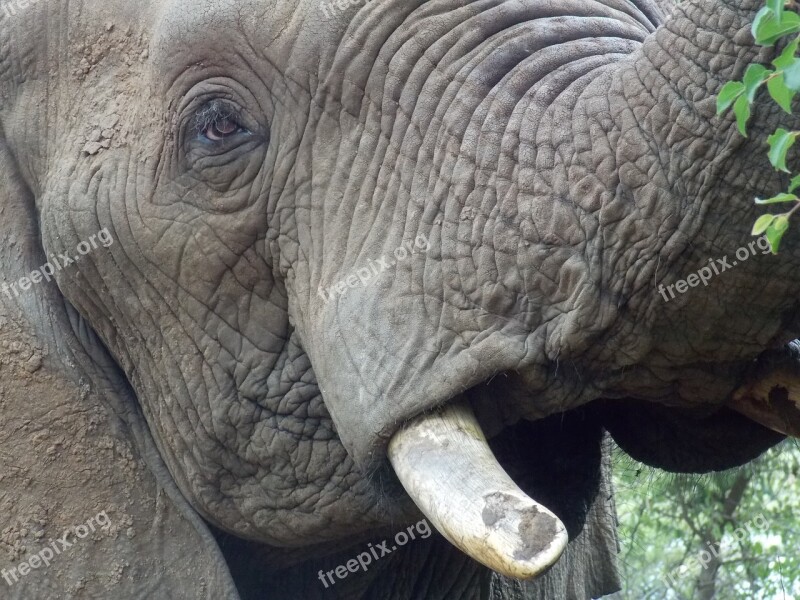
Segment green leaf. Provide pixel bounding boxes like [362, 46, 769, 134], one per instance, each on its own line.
[783, 57, 800, 90]
[744, 64, 771, 101]
[754, 6, 776, 42]
[768, 0, 786, 22]
[767, 128, 798, 171]
[789, 173, 800, 192]
[754, 9, 800, 46]
[755, 192, 799, 204]
[766, 215, 791, 253]
[753, 213, 776, 235]
[733, 95, 752, 136]
[768, 73, 796, 112]
[774, 215, 790, 233]
[773, 36, 800, 69]
[717, 81, 746, 114]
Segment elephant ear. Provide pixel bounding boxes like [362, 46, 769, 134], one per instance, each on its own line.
[0, 130, 240, 598]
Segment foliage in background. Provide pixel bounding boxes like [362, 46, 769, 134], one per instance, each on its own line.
[609, 440, 800, 599]
[717, 1, 800, 253]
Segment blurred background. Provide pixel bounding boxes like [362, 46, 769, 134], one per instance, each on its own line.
[609, 439, 800, 599]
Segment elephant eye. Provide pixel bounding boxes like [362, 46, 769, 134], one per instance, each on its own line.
[204, 118, 240, 141]
[194, 100, 250, 143]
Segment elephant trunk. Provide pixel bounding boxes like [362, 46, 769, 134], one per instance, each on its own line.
[301, 0, 663, 470]
[567, 0, 800, 402]
[300, 0, 800, 549]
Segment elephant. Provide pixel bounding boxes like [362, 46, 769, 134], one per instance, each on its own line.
[2, 0, 800, 597]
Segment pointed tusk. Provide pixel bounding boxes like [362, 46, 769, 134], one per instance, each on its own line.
[387, 401, 568, 580]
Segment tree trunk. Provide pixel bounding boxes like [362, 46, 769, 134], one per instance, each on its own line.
[694, 471, 751, 600]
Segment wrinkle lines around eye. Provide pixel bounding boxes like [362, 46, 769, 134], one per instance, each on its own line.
[116, 171, 285, 359]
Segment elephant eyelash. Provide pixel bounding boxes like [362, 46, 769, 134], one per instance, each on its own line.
[193, 100, 247, 137]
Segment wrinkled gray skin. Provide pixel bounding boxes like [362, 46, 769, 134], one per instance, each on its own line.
[1, 0, 798, 597]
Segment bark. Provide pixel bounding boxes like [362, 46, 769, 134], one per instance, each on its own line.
[675, 470, 751, 600]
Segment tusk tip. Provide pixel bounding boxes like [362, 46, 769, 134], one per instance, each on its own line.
[475, 491, 568, 579]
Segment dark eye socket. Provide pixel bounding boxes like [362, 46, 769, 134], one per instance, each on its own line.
[194, 100, 249, 142]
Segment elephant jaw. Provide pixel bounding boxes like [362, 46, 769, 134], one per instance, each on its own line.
[387, 401, 568, 579]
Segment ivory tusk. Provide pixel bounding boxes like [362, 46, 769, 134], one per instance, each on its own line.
[387, 401, 568, 580]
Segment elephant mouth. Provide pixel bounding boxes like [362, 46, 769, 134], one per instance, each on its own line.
[720, 342, 800, 439]
[383, 343, 800, 581]
[727, 372, 800, 439]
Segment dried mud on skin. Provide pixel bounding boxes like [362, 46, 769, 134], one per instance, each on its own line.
[0, 305, 207, 598]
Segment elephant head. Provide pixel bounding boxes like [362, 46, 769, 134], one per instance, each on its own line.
[1, 0, 799, 598]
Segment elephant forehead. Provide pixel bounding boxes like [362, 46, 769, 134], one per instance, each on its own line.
[145, 0, 663, 91]
[149, 0, 341, 86]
